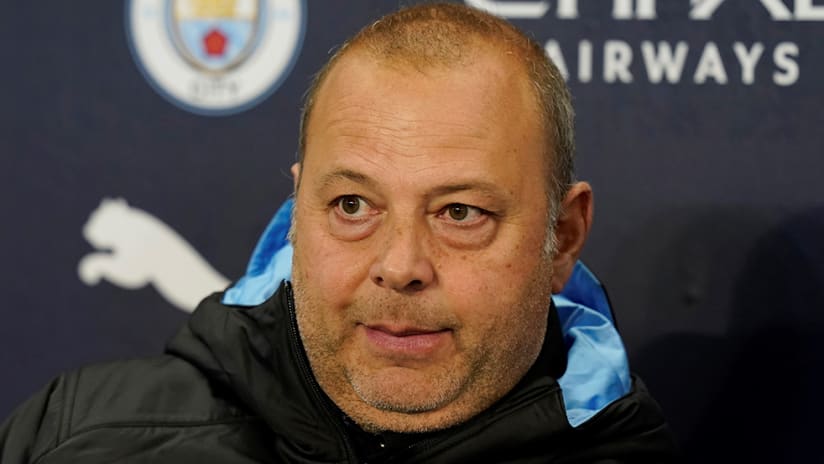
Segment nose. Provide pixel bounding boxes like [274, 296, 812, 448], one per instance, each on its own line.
[369, 221, 435, 293]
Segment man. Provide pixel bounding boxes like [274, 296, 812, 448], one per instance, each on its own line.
[1, 3, 678, 462]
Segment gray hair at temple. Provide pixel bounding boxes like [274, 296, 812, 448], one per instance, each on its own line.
[296, 2, 575, 249]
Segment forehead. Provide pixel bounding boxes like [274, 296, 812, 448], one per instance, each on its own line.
[301, 47, 547, 191]
[316, 46, 537, 119]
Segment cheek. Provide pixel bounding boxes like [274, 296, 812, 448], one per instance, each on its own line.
[294, 220, 371, 306]
[440, 227, 549, 313]
[441, 253, 532, 310]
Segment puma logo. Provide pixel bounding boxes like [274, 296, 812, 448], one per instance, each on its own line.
[78, 197, 230, 312]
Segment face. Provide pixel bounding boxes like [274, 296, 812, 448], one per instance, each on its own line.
[291, 48, 555, 433]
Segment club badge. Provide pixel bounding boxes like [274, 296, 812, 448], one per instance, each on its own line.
[127, 0, 305, 115]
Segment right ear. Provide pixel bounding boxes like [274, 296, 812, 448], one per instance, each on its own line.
[291, 163, 301, 193]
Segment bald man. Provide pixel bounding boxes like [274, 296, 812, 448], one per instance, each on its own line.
[1, 3, 678, 463]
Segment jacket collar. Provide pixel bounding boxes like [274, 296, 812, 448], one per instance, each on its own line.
[221, 197, 633, 429]
[167, 283, 354, 461]
[168, 278, 570, 462]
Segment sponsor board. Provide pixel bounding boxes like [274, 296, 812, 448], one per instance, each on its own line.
[468, 0, 811, 86]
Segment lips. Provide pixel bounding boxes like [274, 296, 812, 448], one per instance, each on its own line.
[362, 323, 451, 359]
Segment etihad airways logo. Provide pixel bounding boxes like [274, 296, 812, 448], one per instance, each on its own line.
[467, 0, 816, 86]
[466, 0, 824, 20]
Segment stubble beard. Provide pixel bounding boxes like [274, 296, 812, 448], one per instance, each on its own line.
[291, 252, 555, 433]
[291, 271, 474, 428]
[341, 296, 469, 414]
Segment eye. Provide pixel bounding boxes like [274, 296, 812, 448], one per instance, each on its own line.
[441, 203, 485, 223]
[433, 202, 496, 248]
[328, 195, 380, 241]
[447, 204, 470, 220]
[335, 195, 370, 218]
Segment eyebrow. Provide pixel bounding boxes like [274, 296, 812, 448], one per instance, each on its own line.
[427, 182, 506, 198]
[318, 168, 508, 198]
[319, 169, 378, 190]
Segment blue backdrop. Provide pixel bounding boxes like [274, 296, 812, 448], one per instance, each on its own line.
[3, 1, 823, 461]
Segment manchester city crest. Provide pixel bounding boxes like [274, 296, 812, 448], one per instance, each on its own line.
[127, 0, 305, 115]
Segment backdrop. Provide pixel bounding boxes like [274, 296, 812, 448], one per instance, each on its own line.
[3, 1, 823, 461]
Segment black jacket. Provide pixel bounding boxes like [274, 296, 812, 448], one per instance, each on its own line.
[1, 282, 679, 463]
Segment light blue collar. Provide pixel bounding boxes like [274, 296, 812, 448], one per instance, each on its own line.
[223, 198, 631, 427]
[554, 263, 632, 426]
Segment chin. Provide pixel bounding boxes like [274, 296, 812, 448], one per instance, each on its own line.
[356, 391, 505, 434]
[349, 365, 462, 409]
[343, 371, 506, 434]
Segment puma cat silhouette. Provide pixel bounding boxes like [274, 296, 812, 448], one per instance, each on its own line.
[78, 197, 230, 312]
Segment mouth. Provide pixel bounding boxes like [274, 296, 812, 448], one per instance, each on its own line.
[361, 323, 452, 359]
[369, 324, 445, 336]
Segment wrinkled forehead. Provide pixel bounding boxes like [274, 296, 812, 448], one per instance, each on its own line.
[299, 47, 549, 193]
[305, 45, 543, 148]
[296, 48, 550, 203]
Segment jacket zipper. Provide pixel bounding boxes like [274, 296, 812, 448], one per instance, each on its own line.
[284, 282, 359, 463]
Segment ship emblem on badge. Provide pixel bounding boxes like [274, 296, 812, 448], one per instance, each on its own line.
[127, 0, 305, 115]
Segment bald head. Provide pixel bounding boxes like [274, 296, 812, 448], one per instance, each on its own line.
[297, 3, 575, 208]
